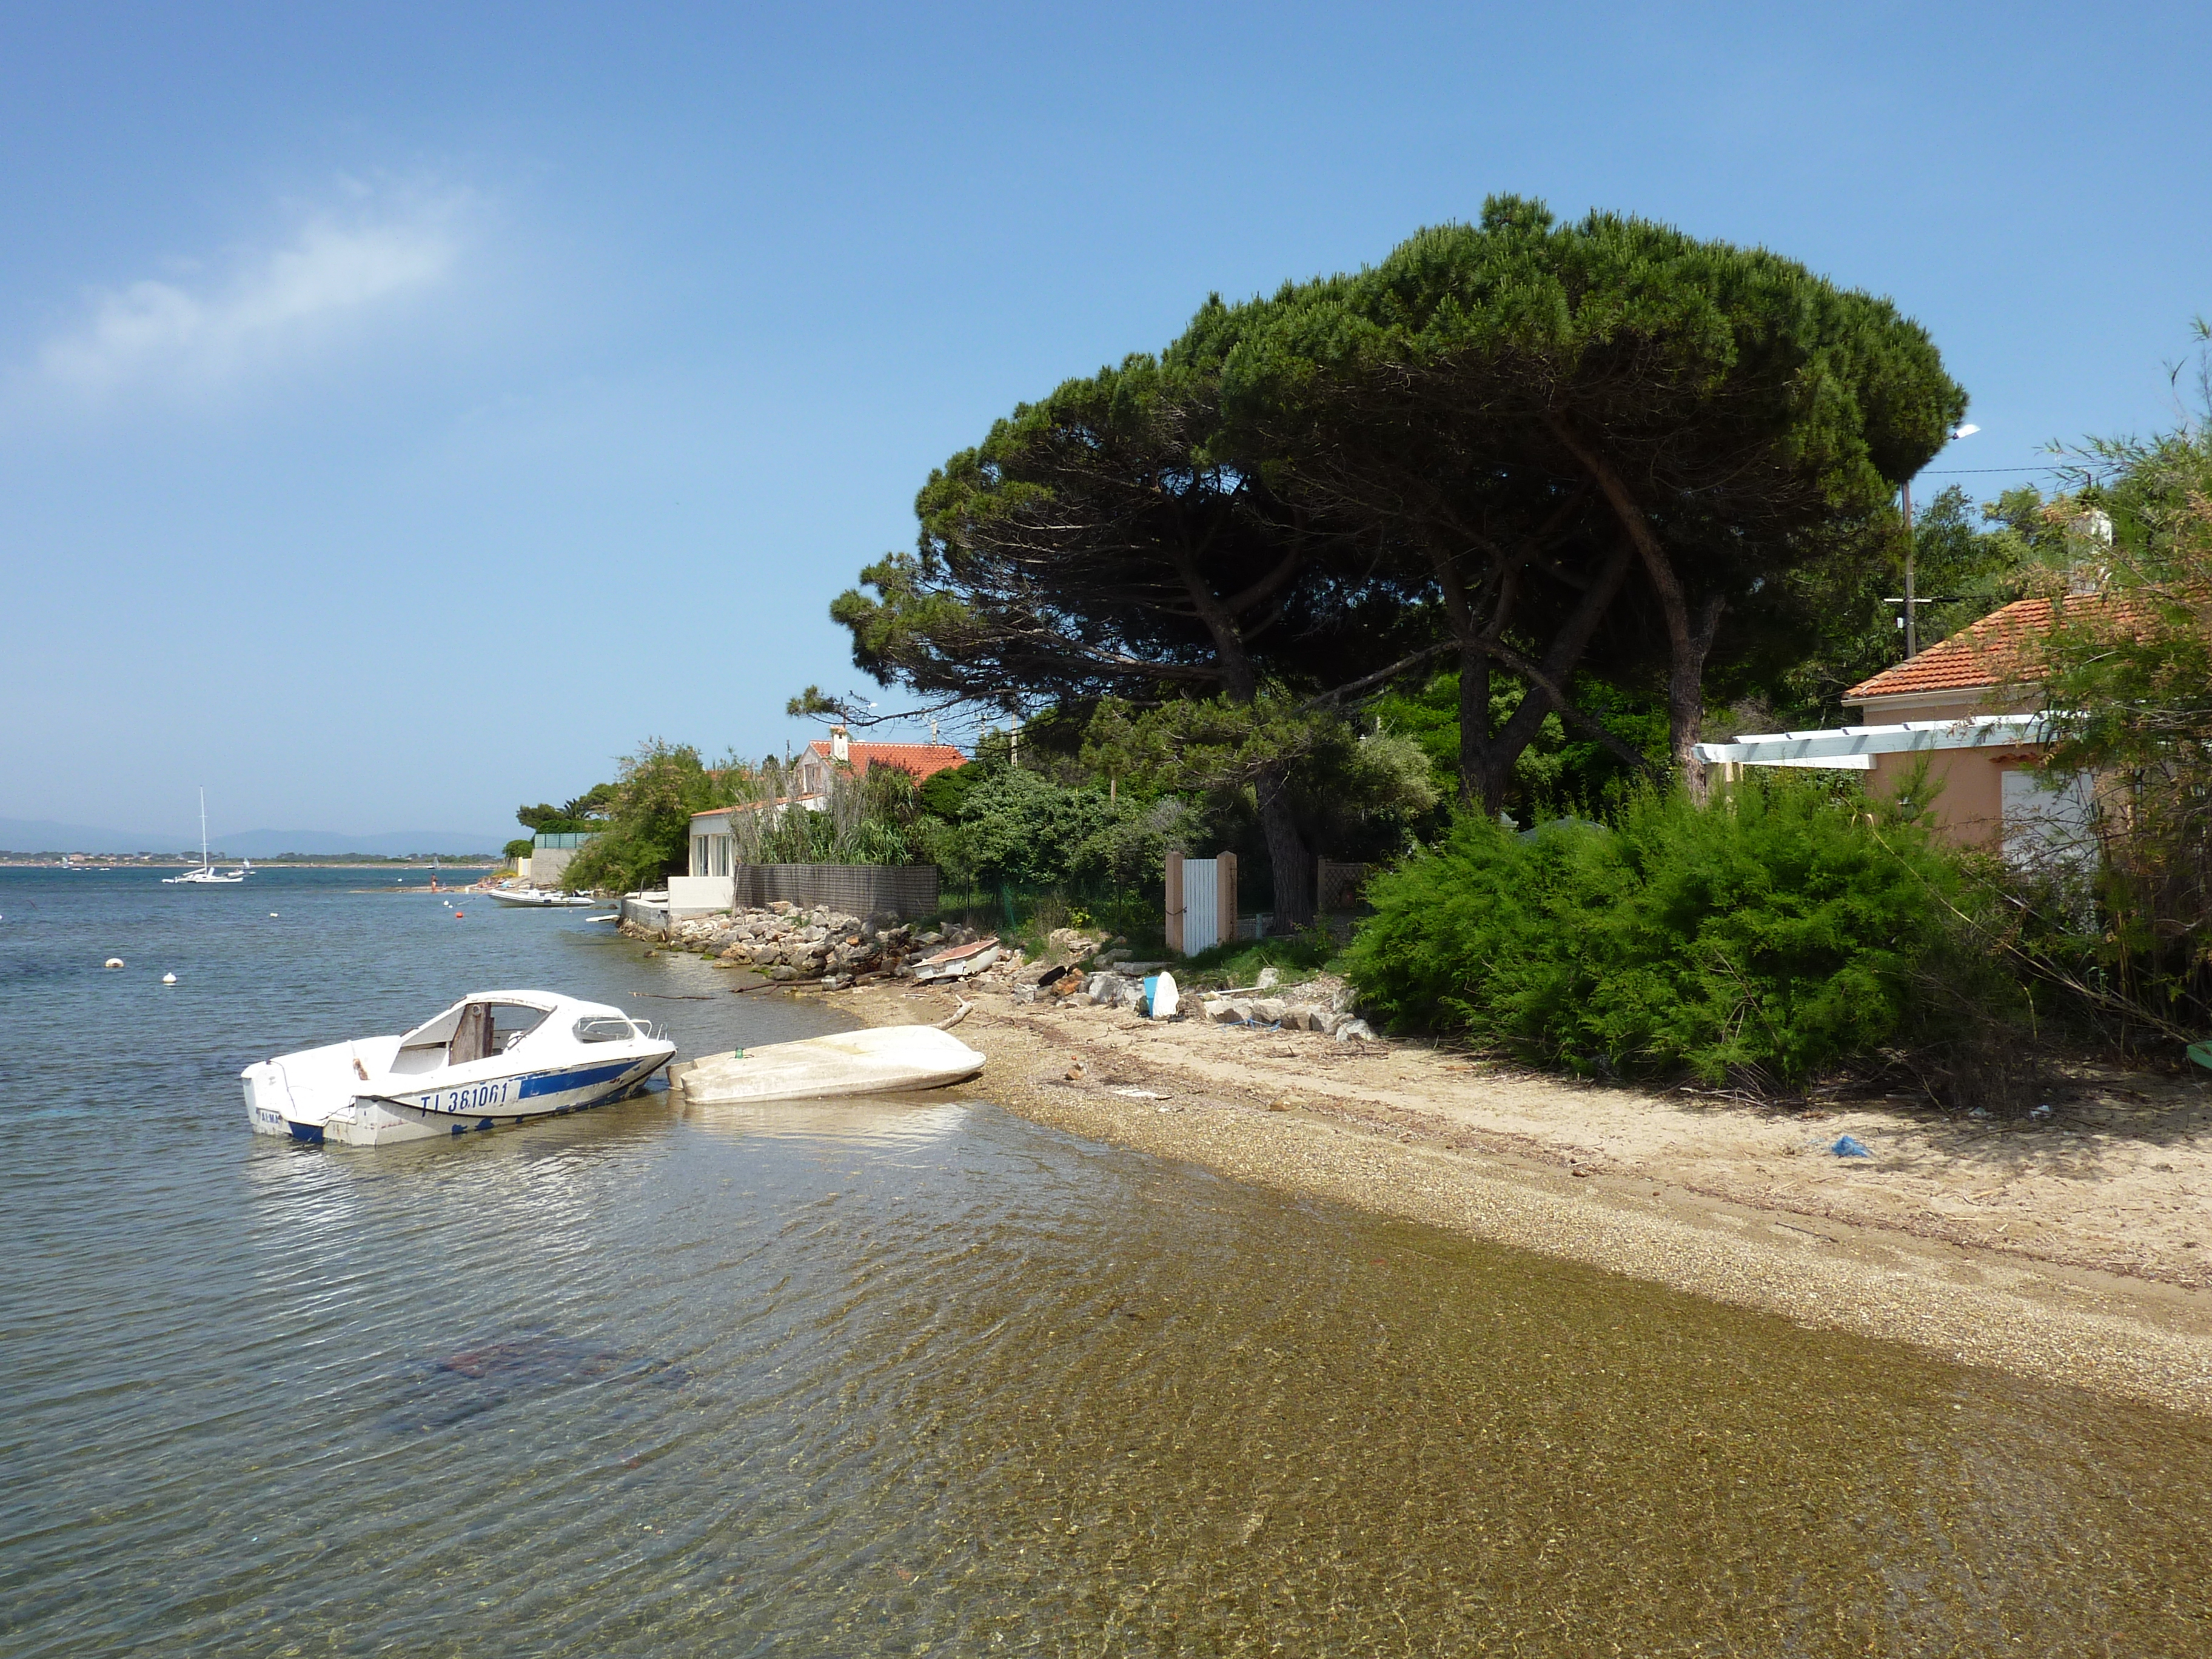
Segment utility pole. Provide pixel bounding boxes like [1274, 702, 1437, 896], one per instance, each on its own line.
[1897, 424, 1976, 660]
[1902, 477, 1918, 659]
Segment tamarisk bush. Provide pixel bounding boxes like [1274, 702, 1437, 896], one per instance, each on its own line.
[1345, 778, 1977, 1087]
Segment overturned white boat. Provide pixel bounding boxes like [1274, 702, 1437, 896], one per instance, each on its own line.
[671, 1026, 984, 1106]
[244, 990, 675, 1147]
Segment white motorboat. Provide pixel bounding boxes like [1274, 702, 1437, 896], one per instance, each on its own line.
[483, 887, 596, 908]
[164, 789, 245, 884]
[243, 990, 676, 1147]
[670, 1026, 985, 1106]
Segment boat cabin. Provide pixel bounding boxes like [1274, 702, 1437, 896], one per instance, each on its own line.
[392, 996, 558, 1073]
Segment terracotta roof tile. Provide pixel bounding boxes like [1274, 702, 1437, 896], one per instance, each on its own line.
[803, 740, 967, 782]
[1843, 594, 2150, 703]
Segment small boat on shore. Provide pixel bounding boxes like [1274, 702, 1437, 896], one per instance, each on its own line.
[671, 1026, 985, 1106]
[483, 887, 597, 908]
[244, 990, 675, 1147]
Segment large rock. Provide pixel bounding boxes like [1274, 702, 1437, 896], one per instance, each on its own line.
[1086, 972, 1145, 1010]
[1250, 997, 1287, 1026]
[1046, 927, 1101, 964]
[1334, 1019, 1375, 1042]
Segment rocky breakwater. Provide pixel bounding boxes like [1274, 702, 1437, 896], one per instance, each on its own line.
[623, 900, 994, 988]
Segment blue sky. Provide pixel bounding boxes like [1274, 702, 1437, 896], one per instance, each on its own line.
[4, 2, 2206, 845]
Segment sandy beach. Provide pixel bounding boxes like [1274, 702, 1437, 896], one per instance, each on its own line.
[831, 978, 2212, 1415]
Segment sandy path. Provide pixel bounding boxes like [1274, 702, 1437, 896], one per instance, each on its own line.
[828, 980, 2212, 1415]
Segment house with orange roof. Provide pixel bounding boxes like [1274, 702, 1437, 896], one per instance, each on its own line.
[788, 726, 967, 799]
[670, 726, 967, 914]
[1694, 594, 2133, 855]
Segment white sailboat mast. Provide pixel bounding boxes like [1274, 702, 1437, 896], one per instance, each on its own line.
[199, 788, 210, 872]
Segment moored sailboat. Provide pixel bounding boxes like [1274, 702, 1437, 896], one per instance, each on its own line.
[164, 790, 244, 884]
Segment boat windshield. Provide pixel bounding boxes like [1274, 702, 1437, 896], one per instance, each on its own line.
[394, 1000, 552, 1071]
[574, 1016, 646, 1044]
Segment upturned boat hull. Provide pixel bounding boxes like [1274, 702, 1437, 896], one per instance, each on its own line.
[670, 1026, 985, 1106]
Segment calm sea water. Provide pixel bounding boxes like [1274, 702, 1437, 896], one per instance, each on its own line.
[4, 865, 2211, 1656]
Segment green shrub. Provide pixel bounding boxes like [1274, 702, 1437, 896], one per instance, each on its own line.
[1344, 780, 1969, 1086]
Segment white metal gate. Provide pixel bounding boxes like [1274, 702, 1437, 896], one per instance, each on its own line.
[1181, 857, 1220, 955]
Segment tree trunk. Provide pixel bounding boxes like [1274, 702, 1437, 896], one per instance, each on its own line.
[1669, 595, 1728, 803]
[1255, 764, 1313, 930]
[1477, 541, 1637, 811]
[1170, 545, 1315, 929]
[1543, 417, 1724, 800]
[1456, 637, 1492, 812]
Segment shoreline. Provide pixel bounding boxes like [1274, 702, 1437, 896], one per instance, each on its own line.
[830, 979, 2212, 1416]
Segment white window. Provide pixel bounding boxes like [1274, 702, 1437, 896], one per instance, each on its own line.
[692, 835, 708, 876]
[2001, 769, 2096, 870]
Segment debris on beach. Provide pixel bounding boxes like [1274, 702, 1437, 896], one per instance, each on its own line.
[1831, 1134, 1873, 1158]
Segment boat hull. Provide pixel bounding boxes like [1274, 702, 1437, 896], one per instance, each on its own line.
[244, 1030, 674, 1148]
[671, 1026, 984, 1106]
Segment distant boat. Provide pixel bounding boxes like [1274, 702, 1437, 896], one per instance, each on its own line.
[163, 789, 244, 885]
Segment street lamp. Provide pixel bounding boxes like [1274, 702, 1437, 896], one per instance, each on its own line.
[1897, 423, 1979, 657]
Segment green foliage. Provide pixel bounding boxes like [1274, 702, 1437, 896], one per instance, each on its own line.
[1768, 484, 2032, 724]
[515, 785, 616, 834]
[1081, 694, 1441, 862]
[502, 837, 534, 863]
[1178, 927, 1342, 985]
[1179, 195, 1968, 783]
[1369, 671, 1669, 825]
[557, 741, 721, 893]
[1344, 779, 1971, 1085]
[2012, 402, 2212, 1042]
[922, 763, 1193, 893]
[736, 761, 926, 867]
[917, 760, 985, 821]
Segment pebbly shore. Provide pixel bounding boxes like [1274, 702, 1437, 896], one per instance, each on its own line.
[627, 910, 2212, 1413]
[837, 982, 2212, 1419]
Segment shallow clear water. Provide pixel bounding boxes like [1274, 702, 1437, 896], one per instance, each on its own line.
[4, 866, 2211, 1655]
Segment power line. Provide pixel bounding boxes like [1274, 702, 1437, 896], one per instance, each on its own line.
[1920, 465, 2055, 474]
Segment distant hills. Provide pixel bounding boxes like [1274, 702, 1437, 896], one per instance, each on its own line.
[0, 817, 506, 857]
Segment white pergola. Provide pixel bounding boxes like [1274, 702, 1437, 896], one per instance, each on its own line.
[1693, 712, 2054, 772]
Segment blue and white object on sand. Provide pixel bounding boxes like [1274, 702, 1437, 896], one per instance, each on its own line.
[242, 990, 675, 1148]
[1831, 1134, 1873, 1158]
[1142, 972, 1179, 1019]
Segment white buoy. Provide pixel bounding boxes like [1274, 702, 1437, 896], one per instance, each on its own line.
[104, 957, 124, 969]
[269, 912, 279, 917]
[161, 972, 177, 984]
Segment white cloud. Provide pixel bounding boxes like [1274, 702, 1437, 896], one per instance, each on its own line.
[32, 190, 467, 398]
